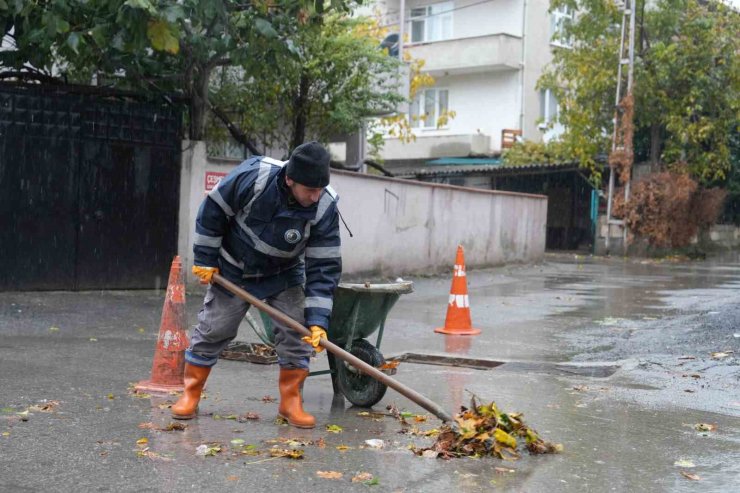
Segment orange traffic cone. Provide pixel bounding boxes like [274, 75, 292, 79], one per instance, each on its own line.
[135, 256, 190, 393]
[435, 245, 481, 336]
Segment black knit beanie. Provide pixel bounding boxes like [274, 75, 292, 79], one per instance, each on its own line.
[286, 141, 331, 188]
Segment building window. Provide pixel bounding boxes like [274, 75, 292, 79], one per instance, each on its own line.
[550, 6, 574, 48]
[409, 1, 454, 44]
[410, 88, 450, 129]
[539, 89, 559, 127]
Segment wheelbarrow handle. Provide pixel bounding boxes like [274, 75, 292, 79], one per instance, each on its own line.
[212, 274, 455, 424]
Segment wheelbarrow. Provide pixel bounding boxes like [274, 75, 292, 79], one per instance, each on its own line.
[246, 281, 414, 407]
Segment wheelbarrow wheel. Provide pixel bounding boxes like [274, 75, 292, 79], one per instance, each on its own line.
[336, 339, 388, 408]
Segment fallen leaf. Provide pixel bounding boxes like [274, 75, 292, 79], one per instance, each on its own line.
[326, 424, 343, 433]
[239, 412, 260, 421]
[230, 439, 246, 446]
[674, 459, 695, 468]
[677, 356, 696, 360]
[136, 438, 149, 446]
[49, 327, 60, 332]
[28, 400, 60, 412]
[495, 467, 516, 474]
[711, 351, 733, 360]
[240, 444, 260, 456]
[316, 471, 343, 480]
[269, 448, 303, 459]
[694, 423, 717, 432]
[572, 385, 589, 392]
[421, 450, 438, 458]
[226, 476, 239, 481]
[107, 393, 115, 400]
[684, 389, 695, 393]
[137, 448, 173, 461]
[157, 403, 172, 410]
[414, 415, 428, 423]
[2, 432, 9, 437]
[262, 395, 277, 403]
[379, 360, 400, 370]
[164, 422, 187, 431]
[137, 328, 146, 334]
[138, 422, 156, 430]
[89, 337, 98, 342]
[364, 439, 384, 448]
[680, 471, 701, 481]
[336, 445, 351, 452]
[196, 444, 222, 457]
[313, 437, 326, 448]
[352, 472, 374, 483]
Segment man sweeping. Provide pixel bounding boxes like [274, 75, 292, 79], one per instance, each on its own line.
[171, 141, 341, 428]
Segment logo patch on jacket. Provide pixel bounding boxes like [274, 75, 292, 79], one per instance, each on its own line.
[284, 229, 302, 244]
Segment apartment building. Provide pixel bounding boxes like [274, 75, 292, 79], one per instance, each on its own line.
[374, 0, 570, 165]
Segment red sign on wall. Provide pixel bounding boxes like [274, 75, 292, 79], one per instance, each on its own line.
[205, 171, 227, 192]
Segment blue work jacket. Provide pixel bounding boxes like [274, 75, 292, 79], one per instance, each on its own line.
[193, 156, 342, 329]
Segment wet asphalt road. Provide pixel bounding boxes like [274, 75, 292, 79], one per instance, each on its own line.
[1, 253, 738, 492]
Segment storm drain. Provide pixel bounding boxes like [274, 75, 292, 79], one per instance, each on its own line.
[386, 352, 620, 378]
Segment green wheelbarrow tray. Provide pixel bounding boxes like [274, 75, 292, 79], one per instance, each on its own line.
[246, 281, 414, 407]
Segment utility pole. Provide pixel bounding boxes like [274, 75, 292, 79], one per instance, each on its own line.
[605, 0, 636, 255]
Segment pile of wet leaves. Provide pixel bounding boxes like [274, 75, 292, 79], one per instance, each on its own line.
[411, 396, 563, 460]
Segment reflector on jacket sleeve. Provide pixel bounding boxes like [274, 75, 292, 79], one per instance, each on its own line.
[305, 296, 333, 311]
[305, 246, 341, 259]
[194, 233, 222, 248]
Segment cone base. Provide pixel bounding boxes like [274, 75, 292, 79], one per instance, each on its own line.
[134, 379, 185, 394]
[434, 327, 481, 336]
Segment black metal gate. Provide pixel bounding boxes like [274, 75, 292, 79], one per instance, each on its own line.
[0, 85, 182, 290]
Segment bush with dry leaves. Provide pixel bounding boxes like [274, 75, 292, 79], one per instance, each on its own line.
[613, 169, 727, 248]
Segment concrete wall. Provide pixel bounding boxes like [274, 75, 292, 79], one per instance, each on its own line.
[179, 141, 547, 282]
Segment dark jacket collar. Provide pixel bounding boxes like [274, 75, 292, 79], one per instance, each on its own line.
[250, 166, 318, 222]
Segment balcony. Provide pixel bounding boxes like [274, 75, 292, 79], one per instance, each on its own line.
[406, 33, 522, 76]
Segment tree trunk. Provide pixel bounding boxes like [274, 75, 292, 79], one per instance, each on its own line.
[290, 73, 310, 151]
[189, 67, 210, 141]
[649, 123, 662, 168]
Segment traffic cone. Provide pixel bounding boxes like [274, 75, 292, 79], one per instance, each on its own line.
[135, 256, 189, 393]
[434, 245, 481, 335]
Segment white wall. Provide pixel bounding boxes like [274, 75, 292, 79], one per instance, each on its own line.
[179, 142, 547, 282]
[332, 170, 547, 275]
[441, 71, 521, 149]
[399, 0, 524, 40]
[381, 70, 521, 158]
[451, 0, 524, 38]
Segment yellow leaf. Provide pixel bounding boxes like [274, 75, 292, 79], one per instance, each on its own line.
[494, 428, 517, 449]
[325, 424, 343, 433]
[147, 20, 179, 55]
[136, 437, 149, 446]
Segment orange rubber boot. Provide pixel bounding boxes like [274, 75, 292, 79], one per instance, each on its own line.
[278, 368, 315, 429]
[171, 363, 211, 420]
